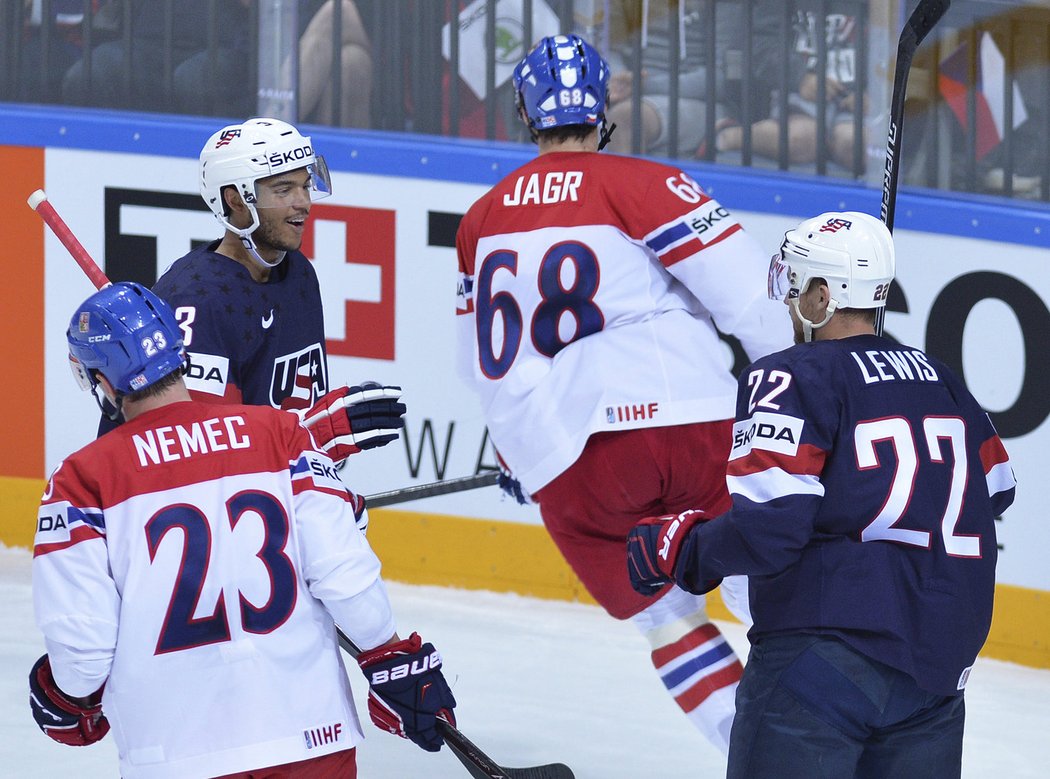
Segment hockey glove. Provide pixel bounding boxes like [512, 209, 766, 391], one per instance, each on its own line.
[495, 451, 531, 505]
[29, 655, 109, 747]
[303, 381, 406, 463]
[356, 632, 457, 752]
[626, 509, 709, 595]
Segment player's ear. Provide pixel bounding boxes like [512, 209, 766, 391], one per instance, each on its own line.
[221, 185, 246, 216]
[814, 278, 831, 307]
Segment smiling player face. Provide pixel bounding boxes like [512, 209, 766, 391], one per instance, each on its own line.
[251, 168, 314, 254]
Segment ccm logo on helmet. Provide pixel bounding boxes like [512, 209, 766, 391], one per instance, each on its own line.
[269, 145, 313, 169]
[367, 651, 443, 685]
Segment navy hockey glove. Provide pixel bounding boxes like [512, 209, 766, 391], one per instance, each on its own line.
[356, 633, 457, 752]
[303, 381, 406, 462]
[496, 451, 531, 505]
[627, 509, 710, 595]
[29, 655, 109, 747]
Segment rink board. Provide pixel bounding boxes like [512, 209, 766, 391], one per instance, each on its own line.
[2, 105, 1048, 668]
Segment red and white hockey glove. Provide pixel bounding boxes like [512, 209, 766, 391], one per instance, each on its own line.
[303, 381, 406, 463]
[626, 509, 710, 596]
[356, 632, 457, 752]
[29, 655, 109, 747]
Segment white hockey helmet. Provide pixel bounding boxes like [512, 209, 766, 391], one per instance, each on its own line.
[198, 118, 332, 265]
[769, 211, 895, 310]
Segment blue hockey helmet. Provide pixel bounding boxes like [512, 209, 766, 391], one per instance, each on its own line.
[67, 282, 186, 396]
[513, 34, 609, 131]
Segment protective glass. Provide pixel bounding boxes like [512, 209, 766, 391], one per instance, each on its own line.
[767, 252, 796, 302]
[253, 156, 333, 209]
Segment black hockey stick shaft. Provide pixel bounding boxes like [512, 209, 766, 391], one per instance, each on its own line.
[364, 471, 499, 508]
[336, 627, 574, 779]
[876, 0, 951, 335]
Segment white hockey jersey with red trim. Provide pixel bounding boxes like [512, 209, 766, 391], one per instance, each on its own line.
[34, 400, 385, 779]
[456, 151, 791, 494]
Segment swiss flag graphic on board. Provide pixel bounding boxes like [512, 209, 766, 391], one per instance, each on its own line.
[301, 204, 396, 360]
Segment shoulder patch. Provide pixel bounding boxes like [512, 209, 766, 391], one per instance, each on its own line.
[731, 411, 804, 461]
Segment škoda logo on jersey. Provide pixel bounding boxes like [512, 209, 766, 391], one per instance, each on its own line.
[687, 200, 737, 246]
[367, 650, 443, 685]
[730, 411, 804, 460]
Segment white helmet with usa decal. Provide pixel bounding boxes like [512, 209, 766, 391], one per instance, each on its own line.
[769, 211, 895, 313]
[198, 117, 332, 266]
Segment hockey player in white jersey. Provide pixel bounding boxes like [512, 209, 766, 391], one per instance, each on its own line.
[30, 283, 456, 778]
[455, 34, 791, 753]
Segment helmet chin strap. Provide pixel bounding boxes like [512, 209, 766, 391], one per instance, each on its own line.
[237, 230, 286, 269]
[88, 374, 124, 421]
[227, 206, 286, 269]
[790, 298, 838, 343]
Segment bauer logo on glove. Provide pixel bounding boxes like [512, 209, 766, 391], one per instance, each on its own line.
[356, 632, 457, 752]
[302, 381, 406, 463]
[366, 647, 443, 685]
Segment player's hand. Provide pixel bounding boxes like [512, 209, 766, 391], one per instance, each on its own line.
[29, 655, 109, 747]
[357, 633, 457, 752]
[626, 509, 709, 595]
[495, 451, 531, 505]
[303, 382, 406, 462]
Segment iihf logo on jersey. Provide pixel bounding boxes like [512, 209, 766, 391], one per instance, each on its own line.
[215, 128, 241, 147]
[271, 343, 327, 411]
[606, 402, 660, 424]
[303, 721, 343, 749]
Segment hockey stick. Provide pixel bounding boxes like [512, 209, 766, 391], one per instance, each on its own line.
[27, 190, 110, 290]
[26, 188, 502, 508]
[29, 188, 564, 776]
[364, 471, 499, 508]
[875, 0, 951, 335]
[336, 627, 574, 779]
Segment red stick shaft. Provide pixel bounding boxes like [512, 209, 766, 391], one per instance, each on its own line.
[27, 190, 111, 290]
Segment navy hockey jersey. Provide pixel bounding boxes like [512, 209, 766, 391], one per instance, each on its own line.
[154, 241, 328, 413]
[678, 334, 1015, 696]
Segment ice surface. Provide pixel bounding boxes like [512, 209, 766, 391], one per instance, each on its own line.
[3, 545, 1046, 778]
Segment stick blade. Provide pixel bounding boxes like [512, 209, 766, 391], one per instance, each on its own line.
[441, 720, 575, 779]
[504, 764, 575, 779]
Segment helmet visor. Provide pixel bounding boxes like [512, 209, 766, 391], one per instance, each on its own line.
[767, 252, 796, 302]
[253, 156, 333, 209]
[68, 353, 94, 392]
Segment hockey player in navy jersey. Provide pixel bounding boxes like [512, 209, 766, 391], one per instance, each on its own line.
[31, 282, 456, 778]
[101, 117, 404, 466]
[627, 211, 1016, 778]
[456, 34, 792, 753]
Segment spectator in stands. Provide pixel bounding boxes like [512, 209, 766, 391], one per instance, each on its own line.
[16, 0, 94, 103]
[717, 0, 869, 172]
[61, 0, 252, 116]
[293, 0, 373, 128]
[603, 0, 745, 158]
